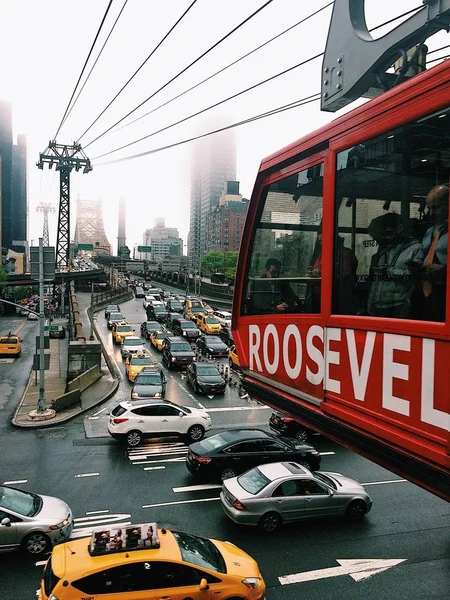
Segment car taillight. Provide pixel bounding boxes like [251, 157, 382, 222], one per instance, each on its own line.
[233, 499, 247, 511]
[196, 456, 212, 464]
[113, 418, 129, 424]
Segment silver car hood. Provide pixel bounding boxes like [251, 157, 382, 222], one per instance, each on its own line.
[319, 471, 366, 494]
[38, 494, 71, 523]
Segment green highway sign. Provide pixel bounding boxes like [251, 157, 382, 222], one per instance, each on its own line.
[78, 243, 94, 251]
[138, 246, 152, 252]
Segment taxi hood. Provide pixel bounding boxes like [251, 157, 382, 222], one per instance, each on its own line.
[211, 538, 262, 578]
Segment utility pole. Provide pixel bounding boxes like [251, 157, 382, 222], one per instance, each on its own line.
[36, 202, 56, 247]
[37, 141, 92, 272]
[38, 238, 46, 412]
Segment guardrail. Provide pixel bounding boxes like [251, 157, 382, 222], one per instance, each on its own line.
[69, 281, 86, 342]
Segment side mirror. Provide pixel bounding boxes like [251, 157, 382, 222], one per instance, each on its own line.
[1, 517, 11, 527]
[178, 411, 184, 417]
[199, 578, 209, 591]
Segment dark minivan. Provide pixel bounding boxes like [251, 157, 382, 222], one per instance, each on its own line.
[171, 317, 201, 341]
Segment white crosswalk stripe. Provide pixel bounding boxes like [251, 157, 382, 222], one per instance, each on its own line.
[71, 513, 132, 539]
[127, 442, 190, 471]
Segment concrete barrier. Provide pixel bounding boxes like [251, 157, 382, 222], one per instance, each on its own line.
[67, 364, 102, 393]
[51, 389, 81, 412]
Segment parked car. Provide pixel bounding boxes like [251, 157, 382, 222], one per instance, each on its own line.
[186, 362, 226, 395]
[228, 344, 241, 370]
[131, 367, 167, 399]
[104, 304, 120, 318]
[212, 309, 232, 326]
[107, 312, 125, 330]
[125, 352, 160, 382]
[220, 462, 373, 532]
[108, 400, 211, 446]
[186, 429, 321, 481]
[196, 335, 228, 357]
[121, 336, 146, 358]
[219, 325, 234, 347]
[269, 410, 314, 442]
[162, 337, 196, 370]
[140, 321, 161, 339]
[166, 299, 183, 313]
[197, 315, 222, 335]
[171, 317, 201, 342]
[150, 329, 172, 352]
[0, 485, 73, 554]
[147, 304, 168, 323]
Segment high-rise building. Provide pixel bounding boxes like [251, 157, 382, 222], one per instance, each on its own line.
[189, 128, 236, 265]
[206, 181, 248, 252]
[117, 196, 127, 254]
[143, 218, 183, 263]
[0, 100, 27, 252]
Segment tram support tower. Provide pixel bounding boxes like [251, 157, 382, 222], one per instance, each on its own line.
[36, 202, 56, 247]
[37, 142, 92, 271]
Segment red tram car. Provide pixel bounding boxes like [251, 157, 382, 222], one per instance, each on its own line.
[232, 59, 450, 501]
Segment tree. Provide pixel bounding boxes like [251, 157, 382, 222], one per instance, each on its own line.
[0, 265, 7, 283]
[201, 251, 239, 278]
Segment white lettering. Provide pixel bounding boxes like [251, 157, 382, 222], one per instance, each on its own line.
[283, 325, 302, 379]
[263, 324, 279, 375]
[382, 334, 410, 416]
[421, 338, 450, 431]
[325, 328, 341, 394]
[249, 325, 262, 372]
[346, 329, 375, 401]
[306, 325, 324, 386]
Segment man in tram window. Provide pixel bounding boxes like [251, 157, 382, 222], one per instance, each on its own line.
[409, 184, 448, 322]
[367, 213, 421, 319]
[257, 257, 301, 313]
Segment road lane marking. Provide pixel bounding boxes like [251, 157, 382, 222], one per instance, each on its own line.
[13, 321, 26, 335]
[142, 497, 220, 509]
[74, 513, 132, 526]
[71, 523, 132, 539]
[144, 466, 166, 471]
[86, 510, 109, 515]
[134, 457, 186, 465]
[35, 560, 47, 567]
[319, 452, 335, 456]
[129, 449, 188, 460]
[173, 484, 222, 493]
[3, 479, 28, 484]
[207, 406, 271, 412]
[128, 442, 186, 453]
[88, 416, 100, 420]
[75, 472, 100, 478]
[91, 407, 108, 416]
[362, 479, 407, 486]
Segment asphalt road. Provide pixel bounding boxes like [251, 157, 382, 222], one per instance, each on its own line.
[0, 296, 449, 600]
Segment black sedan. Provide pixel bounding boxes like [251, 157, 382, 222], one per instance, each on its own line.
[186, 429, 321, 481]
[166, 299, 183, 313]
[186, 362, 226, 395]
[131, 368, 167, 399]
[140, 321, 161, 339]
[105, 304, 120, 318]
[218, 325, 234, 347]
[196, 335, 228, 357]
[269, 411, 315, 442]
[147, 305, 168, 323]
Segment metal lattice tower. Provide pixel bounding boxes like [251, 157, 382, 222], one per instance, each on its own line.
[37, 141, 92, 270]
[74, 198, 112, 255]
[36, 202, 56, 247]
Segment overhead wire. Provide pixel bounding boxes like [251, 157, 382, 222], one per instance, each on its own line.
[75, 0, 199, 144]
[108, 1, 334, 135]
[95, 92, 321, 166]
[81, 0, 275, 148]
[53, 0, 114, 140]
[92, 51, 324, 160]
[61, 0, 129, 129]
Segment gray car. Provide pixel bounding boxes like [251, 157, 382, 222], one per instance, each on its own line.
[121, 336, 146, 358]
[0, 485, 73, 554]
[220, 462, 372, 533]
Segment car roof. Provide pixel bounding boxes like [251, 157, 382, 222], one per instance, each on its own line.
[209, 429, 270, 444]
[257, 461, 311, 480]
[123, 336, 142, 342]
[166, 336, 184, 342]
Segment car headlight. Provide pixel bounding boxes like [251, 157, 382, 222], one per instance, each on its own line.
[182, 330, 187, 335]
[171, 357, 177, 362]
[207, 347, 214, 352]
[242, 577, 262, 589]
[153, 392, 162, 398]
[131, 392, 139, 398]
[49, 519, 69, 530]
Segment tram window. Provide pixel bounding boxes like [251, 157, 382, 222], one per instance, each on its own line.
[244, 164, 323, 315]
[333, 109, 449, 322]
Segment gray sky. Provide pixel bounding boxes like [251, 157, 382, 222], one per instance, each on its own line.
[1, 0, 448, 253]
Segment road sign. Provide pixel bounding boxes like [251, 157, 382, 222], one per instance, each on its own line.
[30, 246, 55, 280]
[32, 354, 50, 370]
[138, 246, 152, 252]
[35, 336, 50, 350]
[78, 243, 94, 251]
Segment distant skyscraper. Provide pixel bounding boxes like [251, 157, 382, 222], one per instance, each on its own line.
[143, 218, 183, 263]
[12, 134, 27, 245]
[117, 196, 127, 254]
[189, 128, 236, 265]
[0, 100, 13, 251]
[206, 181, 248, 252]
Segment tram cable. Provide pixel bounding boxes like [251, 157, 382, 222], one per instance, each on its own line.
[107, 2, 334, 136]
[53, 0, 114, 140]
[92, 51, 324, 160]
[75, 0, 199, 145]
[61, 0, 129, 129]
[95, 92, 321, 166]
[81, 0, 275, 148]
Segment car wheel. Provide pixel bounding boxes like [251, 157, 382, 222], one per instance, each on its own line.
[22, 532, 50, 555]
[220, 466, 236, 481]
[258, 512, 281, 533]
[292, 428, 309, 443]
[345, 500, 367, 522]
[126, 430, 142, 447]
[187, 425, 205, 442]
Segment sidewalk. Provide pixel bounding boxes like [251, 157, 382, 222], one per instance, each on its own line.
[12, 296, 119, 428]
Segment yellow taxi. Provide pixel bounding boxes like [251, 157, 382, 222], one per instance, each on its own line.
[198, 315, 222, 335]
[39, 522, 266, 600]
[112, 322, 135, 344]
[0, 333, 21, 356]
[150, 329, 173, 351]
[228, 344, 241, 370]
[125, 352, 160, 382]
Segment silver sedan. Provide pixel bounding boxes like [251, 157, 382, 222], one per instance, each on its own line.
[0, 485, 73, 554]
[220, 462, 372, 533]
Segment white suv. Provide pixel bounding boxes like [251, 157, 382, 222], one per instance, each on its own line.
[108, 400, 211, 446]
[213, 310, 232, 327]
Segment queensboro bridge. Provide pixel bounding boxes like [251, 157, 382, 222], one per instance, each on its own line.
[74, 198, 111, 255]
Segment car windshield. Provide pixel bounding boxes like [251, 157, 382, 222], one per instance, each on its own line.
[171, 343, 192, 351]
[0, 486, 41, 517]
[146, 322, 159, 329]
[1, 338, 18, 344]
[110, 313, 124, 320]
[191, 306, 203, 313]
[156, 332, 167, 339]
[135, 374, 161, 385]
[124, 339, 141, 346]
[182, 322, 196, 329]
[197, 366, 220, 376]
[172, 531, 226, 573]
[171, 302, 182, 309]
[117, 326, 132, 333]
[237, 468, 271, 495]
[131, 357, 156, 365]
[314, 472, 337, 490]
[205, 318, 220, 324]
[107, 305, 119, 311]
[153, 306, 165, 312]
[206, 337, 221, 344]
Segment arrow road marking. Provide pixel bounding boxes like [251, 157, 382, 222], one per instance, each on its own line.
[279, 559, 407, 585]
